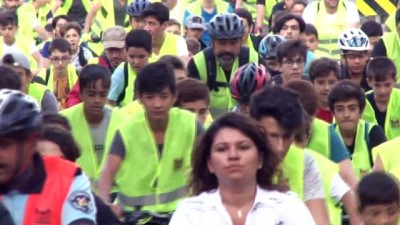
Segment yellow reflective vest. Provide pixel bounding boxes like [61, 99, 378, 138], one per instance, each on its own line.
[307, 118, 331, 158]
[54, 0, 91, 16]
[38, 64, 78, 93]
[281, 145, 304, 200]
[60, 103, 123, 185]
[372, 137, 400, 171]
[28, 82, 48, 105]
[119, 100, 143, 116]
[116, 108, 197, 212]
[306, 149, 342, 225]
[382, 32, 400, 79]
[186, 0, 229, 16]
[193, 47, 258, 117]
[114, 62, 137, 107]
[152, 33, 182, 60]
[363, 89, 400, 140]
[332, 120, 373, 178]
[17, 2, 52, 40]
[312, 0, 347, 60]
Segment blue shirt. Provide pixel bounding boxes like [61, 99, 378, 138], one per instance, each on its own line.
[304, 50, 315, 76]
[108, 62, 128, 102]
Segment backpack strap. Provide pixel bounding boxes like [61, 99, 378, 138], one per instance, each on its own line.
[364, 122, 373, 167]
[78, 46, 88, 67]
[117, 63, 129, 105]
[45, 68, 51, 85]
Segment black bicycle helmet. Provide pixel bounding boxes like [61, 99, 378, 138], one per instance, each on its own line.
[258, 34, 286, 59]
[0, 89, 41, 137]
[208, 12, 244, 39]
[230, 63, 271, 104]
[127, 0, 150, 17]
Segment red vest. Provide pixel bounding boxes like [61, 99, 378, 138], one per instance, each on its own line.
[1, 156, 77, 225]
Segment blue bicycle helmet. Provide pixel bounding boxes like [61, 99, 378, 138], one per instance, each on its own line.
[258, 35, 286, 59]
[127, 0, 150, 17]
[208, 13, 244, 39]
[0, 89, 40, 137]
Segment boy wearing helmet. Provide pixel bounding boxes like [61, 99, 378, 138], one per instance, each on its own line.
[127, 0, 150, 29]
[230, 62, 271, 115]
[338, 28, 372, 92]
[0, 89, 96, 224]
[258, 34, 285, 77]
[187, 12, 258, 118]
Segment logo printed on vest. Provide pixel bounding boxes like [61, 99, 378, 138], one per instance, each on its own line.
[34, 208, 51, 224]
[173, 158, 183, 171]
[69, 191, 93, 213]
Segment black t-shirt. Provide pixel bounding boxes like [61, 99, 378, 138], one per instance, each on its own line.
[67, 0, 88, 26]
[340, 64, 371, 92]
[371, 38, 387, 58]
[366, 92, 387, 130]
[187, 57, 232, 82]
[93, 194, 119, 225]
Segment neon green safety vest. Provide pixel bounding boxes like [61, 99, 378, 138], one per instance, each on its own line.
[117, 62, 137, 107]
[306, 149, 341, 225]
[265, 0, 279, 20]
[0, 37, 38, 71]
[38, 64, 78, 93]
[385, 12, 396, 33]
[116, 108, 197, 212]
[60, 103, 123, 184]
[241, 0, 269, 26]
[119, 100, 143, 116]
[331, 120, 373, 178]
[28, 82, 48, 104]
[17, 2, 52, 40]
[312, 0, 347, 60]
[152, 32, 181, 60]
[307, 118, 331, 159]
[372, 137, 400, 171]
[187, 0, 229, 16]
[363, 89, 400, 140]
[97, 0, 131, 30]
[54, 0, 91, 16]
[193, 47, 258, 117]
[382, 32, 400, 79]
[281, 145, 304, 200]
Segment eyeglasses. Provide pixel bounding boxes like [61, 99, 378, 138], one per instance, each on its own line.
[343, 52, 368, 60]
[50, 56, 70, 63]
[282, 58, 305, 67]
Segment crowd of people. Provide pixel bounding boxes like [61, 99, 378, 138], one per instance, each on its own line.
[1, 0, 400, 225]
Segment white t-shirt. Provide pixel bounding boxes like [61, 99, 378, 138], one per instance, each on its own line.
[331, 174, 351, 203]
[176, 36, 189, 57]
[302, 1, 360, 27]
[170, 186, 316, 225]
[2, 42, 37, 57]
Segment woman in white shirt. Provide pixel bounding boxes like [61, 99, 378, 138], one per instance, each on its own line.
[169, 112, 316, 225]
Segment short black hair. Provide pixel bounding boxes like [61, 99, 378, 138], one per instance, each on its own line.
[44, 23, 53, 32]
[291, 0, 307, 9]
[276, 39, 307, 63]
[79, 65, 111, 93]
[0, 10, 17, 27]
[366, 56, 397, 81]
[272, 13, 305, 34]
[357, 172, 400, 212]
[142, 2, 169, 24]
[361, 20, 383, 37]
[0, 66, 22, 90]
[136, 62, 176, 95]
[234, 8, 254, 28]
[41, 113, 71, 131]
[158, 55, 185, 70]
[49, 38, 72, 55]
[125, 29, 152, 54]
[250, 85, 304, 133]
[51, 15, 71, 29]
[328, 80, 366, 113]
[285, 80, 318, 116]
[60, 21, 82, 37]
[309, 57, 340, 82]
[167, 19, 181, 28]
[304, 23, 318, 39]
[175, 78, 210, 106]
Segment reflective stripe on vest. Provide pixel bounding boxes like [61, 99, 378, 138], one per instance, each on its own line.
[363, 88, 400, 140]
[60, 103, 123, 183]
[307, 118, 331, 159]
[332, 120, 373, 178]
[39, 64, 78, 93]
[306, 150, 341, 225]
[193, 48, 258, 117]
[118, 186, 186, 207]
[382, 32, 400, 79]
[282, 145, 304, 200]
[0, 156, 77, 225]
[117, 108, 196, 212]
[28, 82, 48, 104]
[313, 0, 347, 60]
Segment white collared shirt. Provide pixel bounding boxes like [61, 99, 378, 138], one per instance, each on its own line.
[169, 186, 316, 225]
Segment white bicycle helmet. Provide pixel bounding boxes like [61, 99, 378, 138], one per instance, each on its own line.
[338, 28, 370, 51]
[208, 12, 244, 39]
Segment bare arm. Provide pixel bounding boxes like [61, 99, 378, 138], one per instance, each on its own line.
[98, 154, 122, 204]
[83, 2, 102, 33]
[341, 191, 364, 225]
[338, 159, 358, 190]
[305, 199, 330, 225]
[255, 4, 265, 33]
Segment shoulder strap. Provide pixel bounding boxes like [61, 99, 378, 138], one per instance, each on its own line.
[117, 63, 129, 105]
[45, 68, 51, 85]
[78, 46, 88, 67]
[204, 47, 219, 91]
[365, 122, 374, 167]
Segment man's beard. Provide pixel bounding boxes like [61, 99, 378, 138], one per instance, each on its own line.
[216, 52, 236, 69]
